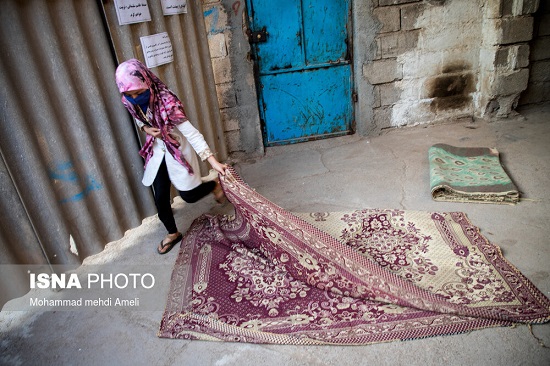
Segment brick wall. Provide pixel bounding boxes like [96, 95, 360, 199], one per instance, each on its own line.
[202, 1, 542, 160]
[202, 0, 264, 160]
[365, 0, 485, 130]
[520, 0, 550, 105]
[478, 0, 539, 117]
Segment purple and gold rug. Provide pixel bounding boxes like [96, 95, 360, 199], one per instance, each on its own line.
[158, 168, 549, 344]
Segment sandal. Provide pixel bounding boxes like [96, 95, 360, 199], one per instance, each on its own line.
[212, 180, 227, 204]
[157, 233, 183, 255]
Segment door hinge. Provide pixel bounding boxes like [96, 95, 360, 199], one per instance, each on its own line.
[352, 92, 358, 103]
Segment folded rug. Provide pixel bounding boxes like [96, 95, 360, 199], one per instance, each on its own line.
[158, 168, 548, 345]
[429, 144, 519, 204]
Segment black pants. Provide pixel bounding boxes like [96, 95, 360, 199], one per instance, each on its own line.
[152, 159, 216, 234]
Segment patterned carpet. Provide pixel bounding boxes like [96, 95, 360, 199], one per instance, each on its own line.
[429, 144, 519, 204]
[158, 168, 548, 344]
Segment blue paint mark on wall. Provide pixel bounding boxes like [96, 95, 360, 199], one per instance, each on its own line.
[203, 7, 225, 35]
[48, 161, 102, 203]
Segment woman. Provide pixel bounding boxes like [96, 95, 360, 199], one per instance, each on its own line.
[115, 59, 227, 254]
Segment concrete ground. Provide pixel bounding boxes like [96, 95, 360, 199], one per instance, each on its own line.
[1, 103, 549, 366]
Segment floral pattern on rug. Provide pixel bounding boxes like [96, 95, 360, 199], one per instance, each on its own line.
[429, 144, 519, 204]
[158, 168, 549, 345]
[339, 209, 437, 281]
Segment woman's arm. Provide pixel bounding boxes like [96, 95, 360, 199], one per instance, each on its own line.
[207, 155, 227, 176]
[175, 121, 227, 175]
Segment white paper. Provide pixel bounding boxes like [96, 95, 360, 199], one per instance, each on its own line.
[140, 33, 174, 68]
[114, 0, 152, 25]
[161, 0, 187, 15]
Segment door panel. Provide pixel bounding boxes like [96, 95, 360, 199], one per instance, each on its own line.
[250, 0, 304, 72]
[303, 0, 349, 65]
[248, 0, 353, 146]
[261, 65, 352, 144]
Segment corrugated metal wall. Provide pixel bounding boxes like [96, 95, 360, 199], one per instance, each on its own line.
[0, 0, 226, 307]
[102, 0, 227, 160]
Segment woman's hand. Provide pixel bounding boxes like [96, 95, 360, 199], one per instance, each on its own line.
[143, 126, 162, 139]
[207, 156, 228, 176]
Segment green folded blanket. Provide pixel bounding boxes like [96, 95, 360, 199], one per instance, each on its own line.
[429, 144, 519, 204]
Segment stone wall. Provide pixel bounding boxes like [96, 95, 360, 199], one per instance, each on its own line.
[478, 0, 539, 117]
[366, 0, 484, 131]
[202, 0, 264, 160]
[201, 1, 542, 159]
[519, 0, 550, 105]
[367, 0, 540, 130]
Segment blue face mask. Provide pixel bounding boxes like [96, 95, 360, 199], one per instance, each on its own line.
[125, 89, 151, 106]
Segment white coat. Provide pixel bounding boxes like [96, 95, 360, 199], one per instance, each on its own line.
[135, 119, 212, 191]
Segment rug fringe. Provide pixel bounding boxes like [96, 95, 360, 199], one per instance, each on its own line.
[519, 198, 541, 203]
[527, 324, 549, 349]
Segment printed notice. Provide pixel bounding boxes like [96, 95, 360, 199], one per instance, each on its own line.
[114, 0, 152, 25]
[141, 33, 174, 68]
[161, 0, 187, 15]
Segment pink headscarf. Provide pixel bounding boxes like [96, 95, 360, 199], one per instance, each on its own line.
[115, 59, 193, 174]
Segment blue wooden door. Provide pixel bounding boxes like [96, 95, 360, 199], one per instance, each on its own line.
[247, 0, 353, 146]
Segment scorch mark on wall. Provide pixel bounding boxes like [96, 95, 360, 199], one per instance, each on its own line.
[426, 62, 475, 113]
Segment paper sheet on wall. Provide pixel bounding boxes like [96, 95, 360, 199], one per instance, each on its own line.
[161, 0, 187, 15]
[114, 0, 152, 25]
[140, 33, 174, 68]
